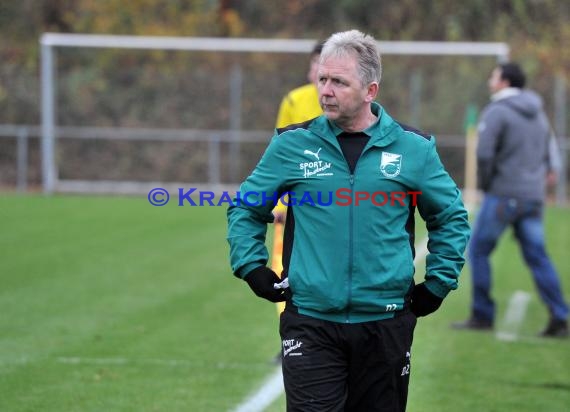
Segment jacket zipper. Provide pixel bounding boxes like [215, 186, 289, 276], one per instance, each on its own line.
[346, 173, 355, 323]
[345, 143, 375, 322]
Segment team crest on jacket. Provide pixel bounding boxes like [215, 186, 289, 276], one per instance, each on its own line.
[380, 152, 402, 178]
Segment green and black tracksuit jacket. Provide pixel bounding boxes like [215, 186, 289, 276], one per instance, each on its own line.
[227, 102, 470, 323]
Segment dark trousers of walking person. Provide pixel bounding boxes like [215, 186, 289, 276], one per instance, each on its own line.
[280, 304, 416, 412]
[469, 194, 569, 323]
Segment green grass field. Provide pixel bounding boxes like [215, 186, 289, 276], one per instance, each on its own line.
[1, 194, 569, 411]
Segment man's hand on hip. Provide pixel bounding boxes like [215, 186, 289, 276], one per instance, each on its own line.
[245, 266, 287, 302]
[411, 282, 443, 317]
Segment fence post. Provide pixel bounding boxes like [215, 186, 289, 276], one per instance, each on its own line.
[229, 64, 242, 183]
[16, 127, 28, 192]
[554, 73, 567, 205]
[41, 41, 56, 194]
[409, 70, 422, 128]
[209, 134, 220, 187]
[463, 104, 479, 206]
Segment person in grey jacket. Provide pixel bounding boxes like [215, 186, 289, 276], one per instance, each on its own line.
[453, 62, 569, 337]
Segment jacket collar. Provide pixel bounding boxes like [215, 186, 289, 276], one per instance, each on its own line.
[310, 102, 399, 148]
[491, 87, 521, 102]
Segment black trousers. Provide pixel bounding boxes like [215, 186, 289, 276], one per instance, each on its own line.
[280, 305, 417, 412]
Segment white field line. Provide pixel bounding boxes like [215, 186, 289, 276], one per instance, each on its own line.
[0, 355, 279, 370]
[230, 367, 284, 412]
[414, 236, 429, 265]
[230, 235, 432, 412]
[466, 203, 534, 343]
[495, 290, 532, 342]
[55, 357, 268, 370]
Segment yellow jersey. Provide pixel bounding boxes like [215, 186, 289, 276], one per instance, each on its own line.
[275, 84, 322, 128]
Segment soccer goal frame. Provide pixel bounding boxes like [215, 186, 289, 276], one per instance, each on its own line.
[40, 33, 509, 195]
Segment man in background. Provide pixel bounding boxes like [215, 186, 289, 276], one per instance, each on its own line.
[275, 41, 324, 129]
[453, 62, 569, 337]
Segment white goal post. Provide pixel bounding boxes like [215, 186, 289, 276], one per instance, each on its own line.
[40, 33, 509, 194]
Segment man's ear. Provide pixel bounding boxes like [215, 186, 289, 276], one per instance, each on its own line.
[365, 82, 379, 103]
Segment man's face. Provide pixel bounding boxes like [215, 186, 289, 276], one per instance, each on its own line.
[488, 67, 508, 94]
[317, 54, 372, 125]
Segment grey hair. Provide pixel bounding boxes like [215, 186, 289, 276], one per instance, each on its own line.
[320, 30, 382, 86]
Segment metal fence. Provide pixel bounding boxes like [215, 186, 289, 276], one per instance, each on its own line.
[0, 124, 567, 205]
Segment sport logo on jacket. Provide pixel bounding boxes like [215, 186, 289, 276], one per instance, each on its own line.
[380, 152, 402, 178]
[303, 147, 322, 160]
[299, 147, 333, 178]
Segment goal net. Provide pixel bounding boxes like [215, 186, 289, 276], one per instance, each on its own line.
[40, 33, 509, 197]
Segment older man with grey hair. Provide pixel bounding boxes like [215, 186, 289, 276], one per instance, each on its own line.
[227, 29, 470, 411]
